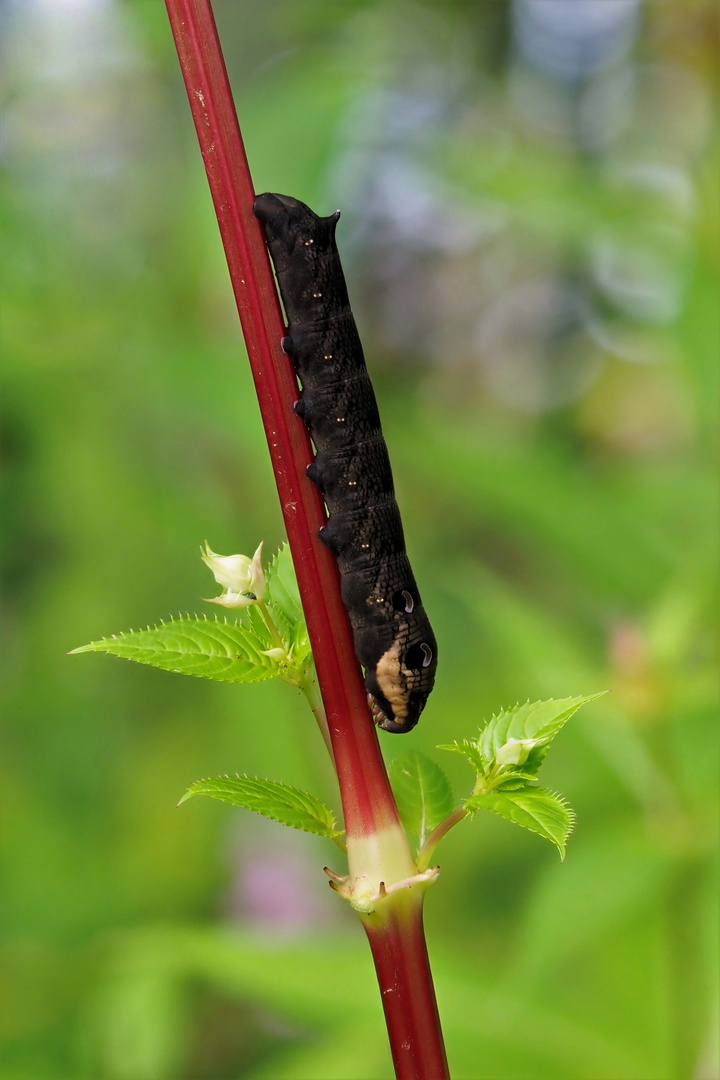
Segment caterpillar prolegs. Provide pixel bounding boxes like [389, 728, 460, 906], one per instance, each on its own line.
[254, 193, 437, 733]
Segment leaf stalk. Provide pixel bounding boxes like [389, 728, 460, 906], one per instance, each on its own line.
[417, 807, 469, 872]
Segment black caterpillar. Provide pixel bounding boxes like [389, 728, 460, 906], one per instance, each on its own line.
[254, 193, 437, 733]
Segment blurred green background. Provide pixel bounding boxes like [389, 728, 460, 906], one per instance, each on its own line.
[1, 1, 718, 1078]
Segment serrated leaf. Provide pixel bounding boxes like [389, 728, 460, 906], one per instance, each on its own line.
[265, 544, 312, 664]
[465, 787, 575, 859]
[437, 739, 488, 775]
[494, 772, 539, 790]
[389, 751, 455, 848]
[478, 693, 606, 776]
[245, 604, 276, 651]
[178, 775, 343, 840]
[266, 543, 302, 615]
[70, 615, 279, 683]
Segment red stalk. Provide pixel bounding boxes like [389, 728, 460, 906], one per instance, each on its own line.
[163, 2, 449, 1076]
[364, 902, 450, 1080]
[164, 0, 389, 837]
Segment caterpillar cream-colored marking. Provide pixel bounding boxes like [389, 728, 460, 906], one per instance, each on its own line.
[374, 639, 409, 727]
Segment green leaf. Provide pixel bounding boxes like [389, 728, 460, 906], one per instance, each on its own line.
[493, 771, 539, 790]
[478, 694, 606, 776]
[265, 544, 312, 664]
[266, 543, 302, 617]
[436, 738, 488, 775]
[465, 787, 575, 859]
[437, 696, 601, 858]
[179, 775, 344, 841]
[69, 615, 279, 683]
[245, 603, 276, 652]
[389, 751, 455, 848]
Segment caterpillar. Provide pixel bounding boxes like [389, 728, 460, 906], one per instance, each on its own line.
[254, 193, 437, 733]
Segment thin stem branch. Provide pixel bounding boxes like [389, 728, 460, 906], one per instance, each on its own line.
[256, 600, 288, 653]
[418, 807, 468, 871]
[298, 664, 335, 762]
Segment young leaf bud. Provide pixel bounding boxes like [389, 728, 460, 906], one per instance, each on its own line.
[262, 647, 289, 662]
[495, 737, 545, 767]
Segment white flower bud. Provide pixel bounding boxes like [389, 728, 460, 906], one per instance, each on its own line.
[201, 541, 265, 608]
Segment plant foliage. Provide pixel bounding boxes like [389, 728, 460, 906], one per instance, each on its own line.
[179, 775, 344, 842]
[71, 544, 313, 686]
[438, 695, 605, 858]
[389, 751, 455, 851]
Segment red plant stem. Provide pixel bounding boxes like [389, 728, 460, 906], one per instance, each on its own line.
[364, 903, 450, 1080]
[164, 0, 394, 838]
[164, 3, 449, 1077]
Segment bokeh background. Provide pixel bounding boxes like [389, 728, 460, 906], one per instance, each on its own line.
[1, 1, 718, 1078]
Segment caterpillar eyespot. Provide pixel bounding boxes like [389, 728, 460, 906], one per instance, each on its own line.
[254, 192, 438, 732]
[392, 589, 415, 614]
[404, 641, 433, 672]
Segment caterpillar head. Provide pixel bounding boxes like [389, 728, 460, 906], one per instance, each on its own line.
[366, 627, 437, 734]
